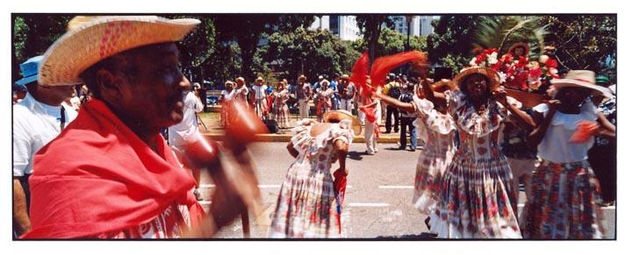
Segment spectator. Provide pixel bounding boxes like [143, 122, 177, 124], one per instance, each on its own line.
[271, 81, 290, 129]
[398, 83, 417, 151]
[168, 83, 205, 201]
[250, 76, 268, 119]
[338, 74, 356, 113]
[296, 75, 312, 120]
[382, 73, 402, 133]
[219, 80, 235, 128]
[330, 73, 340, 110]
[13, 55, 77, 237]
[315, 79, 333, 122]
[22, 16, 256, 239]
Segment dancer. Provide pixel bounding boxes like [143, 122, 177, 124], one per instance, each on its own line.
[427, 67, 533, 238]
[524, 70, 615, 239]
[359, 88, 381, 155]
[373, 77, 457, 230]
[269, 110, 360, 238]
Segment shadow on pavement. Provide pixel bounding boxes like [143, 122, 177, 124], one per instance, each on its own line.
[375, 232, 438, 240]
[348, 151, 364, 161]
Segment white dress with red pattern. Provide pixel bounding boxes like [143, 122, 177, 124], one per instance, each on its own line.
[269, 119, 354, 238]
[98, 203, 194, 239]
[410, 97, 457, 217]
[430, 90, 522, 238]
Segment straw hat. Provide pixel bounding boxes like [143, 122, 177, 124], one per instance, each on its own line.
[256, 76, 264, 82]
[340, 74, 350, 80]
[551, 70, 614, 98]
[38, 16, 200, 86]
[452, 67, 501, 91]
[298, 75, 306, 80]
[322, 110, 362, 136]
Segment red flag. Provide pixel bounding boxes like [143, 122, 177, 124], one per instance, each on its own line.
[333, 168, 347, 234]
[370, 51, 427, 86]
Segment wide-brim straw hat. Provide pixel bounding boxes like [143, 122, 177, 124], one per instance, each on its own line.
[452, 67, 501, 91]
[38, 16, 200, 86]
[551, 70, 614, 98]
[323, 110, 362, 136]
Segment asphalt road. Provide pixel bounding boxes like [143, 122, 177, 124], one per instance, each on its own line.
[198, 142, 616, 239]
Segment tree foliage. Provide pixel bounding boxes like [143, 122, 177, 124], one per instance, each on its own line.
[540, 15, 616, 75]
[426, 15, 479, 73]
[12, 14, 72, 80]
[262, 27, 360, 83]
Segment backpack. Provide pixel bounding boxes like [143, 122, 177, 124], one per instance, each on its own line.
[388, 84, 401, 99]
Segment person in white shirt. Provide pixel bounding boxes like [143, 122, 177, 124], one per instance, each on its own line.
[233, 77, 249, 102]
[168, 84, 204, 200]
[13, 56, 77, 237]
[296, 75, 312, 120]
[250, 77, 268, 119]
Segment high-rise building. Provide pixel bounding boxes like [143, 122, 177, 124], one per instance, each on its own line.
[330, 15, 361, 41]
[309, 15, 330, 31]
[390, 15, 437, 36]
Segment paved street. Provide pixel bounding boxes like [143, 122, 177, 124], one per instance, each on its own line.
[197, 142, 616, 239]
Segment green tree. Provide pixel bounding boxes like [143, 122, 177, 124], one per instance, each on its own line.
[426, 15, 479, 73]
[356, 15, 396, 66]
[540, 15, 616, 74]
[261, 27, 360, 82]
[13, 14, 72, 81]
[212, 14, 315, 82]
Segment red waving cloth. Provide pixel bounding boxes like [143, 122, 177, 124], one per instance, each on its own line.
[333, 168, 347, 234]
[350, 51, 370, 95]
[370, 51, 427, 87]
[22, 99, 204, 239]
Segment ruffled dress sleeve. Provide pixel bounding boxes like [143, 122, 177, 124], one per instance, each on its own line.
[446, 90, 504, 136]
[290, 119, 316, 153]
[411, 96, 455, 135]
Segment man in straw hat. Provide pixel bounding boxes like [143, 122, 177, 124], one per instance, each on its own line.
[250, 76, 268, 119]
[295, 74, 312, 119]
[12, 55, 78, 237]
[337, 74, 356, 113]
[22, 16, 258, 239]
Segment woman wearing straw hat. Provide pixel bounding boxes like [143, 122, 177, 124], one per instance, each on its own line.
[315, 79, 334, 122]
[23, 16, 259, 239]
[524, 70, 615, 239]
[271, 80, 290, 129]
[373, 76, 458, 232]
[269, 110, 360, 238]
[424, 67, 534, 238]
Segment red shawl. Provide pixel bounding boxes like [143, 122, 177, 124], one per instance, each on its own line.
[22, 99, 204, 239]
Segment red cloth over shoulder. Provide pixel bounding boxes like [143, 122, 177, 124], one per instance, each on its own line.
[22, 99, 203, 239]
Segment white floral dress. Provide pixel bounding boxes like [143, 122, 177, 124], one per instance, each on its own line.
[269, 119, 354, 238]
[410, 97, 457, 217]
[430, 90, 522, 238]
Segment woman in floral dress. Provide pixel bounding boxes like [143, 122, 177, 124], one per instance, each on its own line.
[269, 111, 359, 238]
[427, 67, 533, 238]
[373, 78, 457, 228]
[524, 70, 615, 239]
[272, 81, 290, 129]
[315, 80, 334, 122]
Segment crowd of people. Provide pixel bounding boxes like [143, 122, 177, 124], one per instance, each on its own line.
[12, 15, 617, 240]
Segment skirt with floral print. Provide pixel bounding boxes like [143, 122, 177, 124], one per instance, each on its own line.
[430, 156, 522, 238]
[413, 150, 454, 217]
[523, 160, 604, 239]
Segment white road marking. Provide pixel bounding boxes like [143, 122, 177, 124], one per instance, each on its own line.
[348, 203, 390, 207]
[378, 185, 414, 189]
